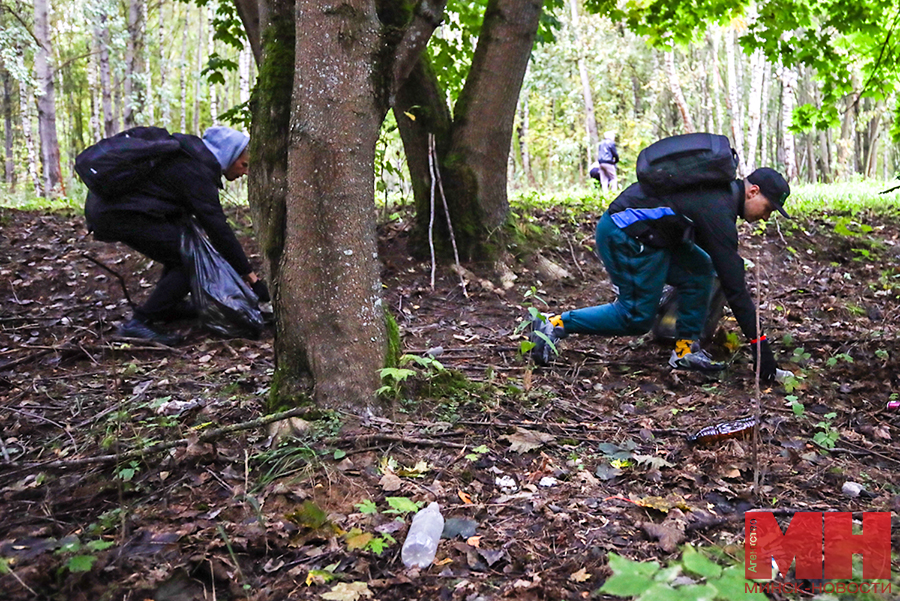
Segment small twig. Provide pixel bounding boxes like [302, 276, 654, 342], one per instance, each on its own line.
[83, 253, 136, 307]
[0, 405, 78, 453]
[567, 237, 586, 278]
[753, 256, 762, 500]
[427, 135, 438, 290]
[430, 133, 468, 299]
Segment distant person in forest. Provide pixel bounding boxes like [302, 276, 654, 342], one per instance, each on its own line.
[597, 131, 619, 192]
[84, 125, 269, 345]
[530, 166, 791, 382]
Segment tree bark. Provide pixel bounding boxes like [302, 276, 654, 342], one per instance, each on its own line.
[665, 50, 694, 133]
[519, 93, 535, 187]
[208, 5, 219, 123]
[194, 4, 204, 134]
[124, 0, 145, 128]
[709, 29, 725, 136]
[725, 28, 745, 176]
[180, 9, 188, 132]
[159, 0, 170, 128]
[744, 49, 765, 172]
[2, 70, 14, 189]
[33, 0, 62, 196]
[779, 65, 798, 181]
[569, 0, 598, 159]
[97, 14, 115, 136]
[397, 0, 544, 260]
[18, 78, 42, 197]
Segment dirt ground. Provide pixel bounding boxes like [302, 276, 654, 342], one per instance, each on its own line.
[1, 203, 899, 600]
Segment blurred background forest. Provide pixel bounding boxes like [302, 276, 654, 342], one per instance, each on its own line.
[0, 0, 896, 206]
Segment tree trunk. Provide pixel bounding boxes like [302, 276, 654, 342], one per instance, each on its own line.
[709, 29, 725, 136]
[837, 96, 855, 180]
[180, 10, 188, 132]
[864, 102, 883, 178]
[2, 70, 14, 189]
[208, 5, 218, 123]
[97, 14, 115, 137]
[725, 27, 746, 175]
[124, 0, 145, 128]
[569, 0, 597, 159]
[665, 50, 694, 133]
[194, 4, 204, 134]
[18, 79, 42, 197]
[159, 0, 170, 128]
[239, 47, 251, 104]
[397, 0, 544, 260]
[519, 93, 535, 187]
[34, 0, 61, 196]
[744, 49, 765, 172]
[88, 30, 102, 142]
[779, 65, 798, 181]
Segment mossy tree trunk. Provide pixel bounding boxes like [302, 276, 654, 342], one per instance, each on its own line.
[395, 0, 544, 261]
[235, 0, 443, 414]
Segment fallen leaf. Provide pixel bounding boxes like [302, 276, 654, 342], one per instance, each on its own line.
[569, 567, 591, 582]
[458, 490, 473, 504]
[501, 427, 555, 454]
[873, 425, 891, 440]
[321, 581, 373, 600]
[344, 528, 373, 551]
[641, 508, 687, 552]
[379, 473, 402, 491]
[466, 535, 482, 548]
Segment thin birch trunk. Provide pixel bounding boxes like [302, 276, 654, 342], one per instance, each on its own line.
[665, 50, 694, 133]
[779, 65, 798, 181]
[159, 0, 170, 128]
[207, 5, 218, 123]
[709, 29, 725, 136]
[725, 27, 746, 175]
[180, 9, 188, 132]
[744, 49, 764, 172]
[98, 14, 115, 136]
[18, 80, 42, 197]
[88, 32, 102, 142]
[864, 103, 882, 178]
[34, 0, 62, 196]
[3, 71, 14, 189]
[519, 94, 534, 187]
[806, 135, 816, 183]
[239, 47, 251, 104]
[837, 96, 855, 180]
[124, 0, 141, 128]
[569, 0, 597, 159]
[193, 4, 203, 134]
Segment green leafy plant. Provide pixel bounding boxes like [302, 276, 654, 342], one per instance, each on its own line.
[825, 352, 854, 367]
[465, 444, 490, 462]
[384, 496, 423, 517]
[813, 412, 840, 450]
[599, 547, 767, 600]
[786, 395, 805, 417]
[355, 499, 378, 515]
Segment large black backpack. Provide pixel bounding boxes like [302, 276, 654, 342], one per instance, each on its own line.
[75, 126, 183, 199]
[636, 133, 738, 195]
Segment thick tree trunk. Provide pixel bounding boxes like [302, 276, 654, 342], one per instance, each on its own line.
[277, 2, 386, 414]
[665, 50, 694, 133]
[34, 0, 61, 196]
[404, 0, 543, 260]
[2, 70, 14, 189]
[569, 0, 597, 158]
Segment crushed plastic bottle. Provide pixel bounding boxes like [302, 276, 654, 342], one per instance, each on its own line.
[886, 400, 900, 410]
[401, 502, 444, 568]
[775, 368, 794, 383]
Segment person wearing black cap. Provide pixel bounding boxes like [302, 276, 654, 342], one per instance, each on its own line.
[530, 166, 791, 382]
[84, 125, 269, 345]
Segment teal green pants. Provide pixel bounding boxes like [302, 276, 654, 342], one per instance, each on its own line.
[562, 212, 713, 340]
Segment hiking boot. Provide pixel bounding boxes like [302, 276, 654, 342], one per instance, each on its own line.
[117, 317, 183, 346]
[668, 339, 725, 372]
[529, 314, 566, 366]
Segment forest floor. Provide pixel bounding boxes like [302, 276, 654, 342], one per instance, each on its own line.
[1, 201, 900, 600]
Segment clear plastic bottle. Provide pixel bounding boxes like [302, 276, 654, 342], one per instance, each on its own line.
[401, 502, 444, 568]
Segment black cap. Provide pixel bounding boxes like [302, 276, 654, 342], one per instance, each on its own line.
[747, 168, 790, 218]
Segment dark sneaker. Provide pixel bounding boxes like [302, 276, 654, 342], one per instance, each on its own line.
[668, 340, 725, 371]
[117, 318, 183, 346]
[529, 314, 566, 366]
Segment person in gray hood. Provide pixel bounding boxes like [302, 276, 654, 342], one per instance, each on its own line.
[85, 125, 268, 345]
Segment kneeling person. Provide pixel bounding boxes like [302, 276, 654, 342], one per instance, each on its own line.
[531, 167, 789, 382]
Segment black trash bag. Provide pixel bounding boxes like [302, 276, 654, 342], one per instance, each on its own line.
[652, 277, 726, 346]
[180, 219, 264, 339]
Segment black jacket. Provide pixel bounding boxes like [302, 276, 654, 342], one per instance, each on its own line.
[598, 139, 619, 164]
[85, 133, 251, 275]
[607, 180, 762, 341]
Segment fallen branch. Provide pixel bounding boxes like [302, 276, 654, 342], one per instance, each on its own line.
[83, 253, 136, 307]
[0, 406, 318, 478]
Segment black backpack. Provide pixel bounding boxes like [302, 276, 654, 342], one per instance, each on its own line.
[75, 126, 183, 199]
[636, 133, 738, 195]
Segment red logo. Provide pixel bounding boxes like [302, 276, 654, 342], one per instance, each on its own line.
[745, 512, 891, 580]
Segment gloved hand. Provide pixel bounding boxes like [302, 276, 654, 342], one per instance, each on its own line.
[251, 279, 270, 303]
[752, 338, 778, 382]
